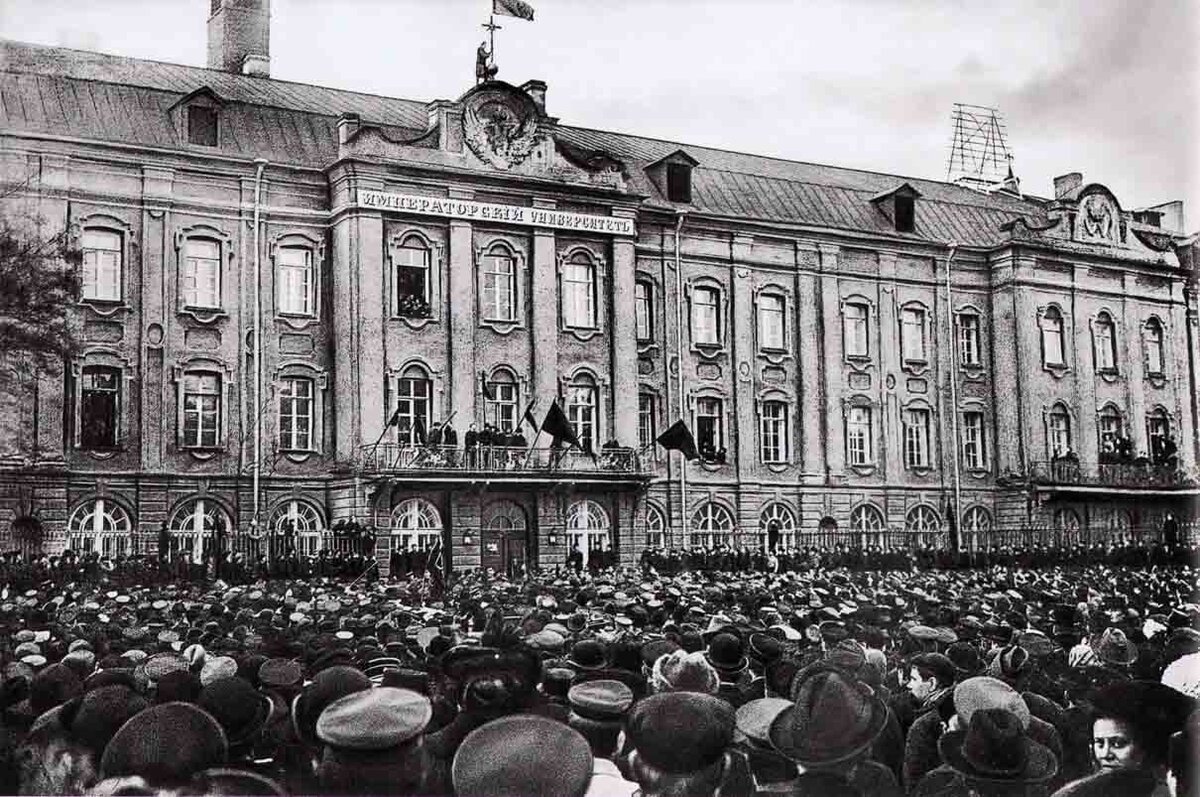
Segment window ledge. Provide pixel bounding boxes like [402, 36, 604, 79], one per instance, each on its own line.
[845, 355, 872, 368]
[960, 363, 987, 380]
[395, 314, 437, 331]
[79, 447, 125, 460]
[1146, 371, 1168, 388]
[965, 467, 992, 479]
[637, 341, 660, 356]
[1042, 362, 1069, 379]
[182, 447, 224, 461]
[758, 349, 792, 365]
[847, 463, 877, 476]
[79, 299, 132, 318]
[906, 465, 935, 477]
[283, 451, 318, 463]
[902, 359, 930, 376]
[697, 458, 730, 471]
[481, 318, 524, 335]
[276, 313, 320, 331]
[564, 325, 603, 342]
[1097, 368, 1121, 383]
[764, 461, 791, 473]
[180, 306, 228, 325]
[692, 343, 725, 360]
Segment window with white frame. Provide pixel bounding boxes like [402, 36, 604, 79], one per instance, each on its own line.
[183, 238, 221, 309]
[1147, 408, 1171, 462]
[691, 502, 734, 548]
[758, 293, 786, 351]
[635, 280, 654, 342]
[760, 503, 796, 551]
[906, 505, 942, 546]
[181, 372, 221, 448]
[692, 285, 721, 346]
[846, 405, 873, 466]
[1144, 318, 1165, 376]
[271, 500, 325, 556]
[900, 306, 927, 362]
[486, 369, 519, 432]
[849, 504, 884, 543]
[962, 410, 987, 470]
[394, 365, 432, 446]
[695, 396, 724, 459]
[390, 498, 442, 552]
[81, 229, 122, 302]
[1094, 312, 1118, 372]
[958, 312, 981, 366]
[278, 376, 315, 452]
[1041, 307, 1066, 367]
[1097, 405, 1123, 459]
[394, 238, 432, 319]
[638, 392, 657, 451]
[903, 407, 931, 469]
[169, 498, 228, 564]
[80, 366, 121, 450]
[562, 251, 597, 329]
[277, 246, 314, 316]
[481, 248, 517, 322]
[567, 373, 598, 452]
[68, 499, 132, 557]
[1048, 404, 1072, 457]
[759, 400, 789, 464]
[962, 506, 991, 549]
[1053, 507, 1082, 544]
[566, 499, 611, 566]
[645, 504, 666, 548]
[843, 302, 869, 358]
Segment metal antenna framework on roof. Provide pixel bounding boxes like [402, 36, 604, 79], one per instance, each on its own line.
[946, 104, 1013, 190]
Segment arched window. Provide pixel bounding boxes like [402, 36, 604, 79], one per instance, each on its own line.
[485, 368, 519, 432]
[394, 237, 432, 319]
[906, 505, 942, 547]
[1101, 509, 1132, 544]
[759, 503, 796, 552]
[645, 504, 666, 548]
[68, 499, 132, 558]
[849, 504, 884, 547]
[481, 246, 517, 322]
[1093, 312, 1117, 372]
[1147, 407, 1173, 464]
[393, 365, 432, 446]
[691, 502, 734, 548]
[1047, 404, 1072, 457]
[962, 506, 991, 551]
[270, 500, 325, 556]
[566, 373, 598, 452]
[635, 279, 654, 342]
[1053, 508, 1082, 546]
[816, 516, 839, 548]
[1144, 318, 1165, 376]
[566, 499, 611, 567]
[168, 498, 229, 564]
[485, 501, 527, 534]
[1097, 405, 1124, 462]
[1040, 307, 1065, 367]
[391, 498, 442, 552]
[562, 251, 597, 329]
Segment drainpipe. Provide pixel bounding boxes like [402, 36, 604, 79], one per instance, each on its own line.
[252, 158, 268, 542]
[674, 211, 688, 546]
[944, 243, 962, 551]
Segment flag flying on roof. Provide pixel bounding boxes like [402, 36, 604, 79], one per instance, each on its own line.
[541, 399, 580, 448]
[656, 420, 700, 461]
[493, 0, 535, 20]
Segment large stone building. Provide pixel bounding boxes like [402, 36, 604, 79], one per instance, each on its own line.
[1, 0, 1196, 571]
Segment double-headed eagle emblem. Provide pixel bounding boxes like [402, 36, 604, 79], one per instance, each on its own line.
[463, 96, 542, 170]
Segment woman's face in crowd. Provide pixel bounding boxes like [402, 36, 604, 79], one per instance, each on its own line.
[1093, 717, 1144, 771]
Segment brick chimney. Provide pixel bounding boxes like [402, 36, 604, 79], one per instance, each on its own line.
[1053, 172, 1082, 199]
[521, 80, 547, 115]
[208, 0, 271, 77]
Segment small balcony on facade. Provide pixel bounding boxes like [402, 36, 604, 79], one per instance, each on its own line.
[357, 443, 649, 485]
[1028, 459, 1197, 491]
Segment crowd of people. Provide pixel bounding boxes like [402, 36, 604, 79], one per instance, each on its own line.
[0, 544, 1197, 796]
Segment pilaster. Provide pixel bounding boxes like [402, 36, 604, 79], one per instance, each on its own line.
[448, 188, 477, 425]
[611, 210, 638, 447]
[796, 258, 825, 482]
[818, 244, 844, 475]
[530, 197, 558, 415]
[731, 234, 756, 475]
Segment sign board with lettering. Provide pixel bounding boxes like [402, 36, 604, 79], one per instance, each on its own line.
[357, 190, 636, 237]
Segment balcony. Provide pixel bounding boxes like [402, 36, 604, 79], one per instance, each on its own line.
[1028, 459, 1195, 490]
[357, 443, 648, 483]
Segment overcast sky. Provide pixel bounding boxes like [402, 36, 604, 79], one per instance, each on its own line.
[3, 0, 1197, 227]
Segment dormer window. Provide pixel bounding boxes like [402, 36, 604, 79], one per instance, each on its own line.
[871, 182, 922, 234]
[667, 163, 692, 203]
[188, 106, 219, 146]
[895, 195, 915, 232]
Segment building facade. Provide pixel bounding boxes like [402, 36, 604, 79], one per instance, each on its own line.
[0, 1, 1196, 571]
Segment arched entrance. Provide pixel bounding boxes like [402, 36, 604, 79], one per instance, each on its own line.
[481, 500, 527, 578]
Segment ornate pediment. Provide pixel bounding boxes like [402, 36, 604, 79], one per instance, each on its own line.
[461, 82, 547, 170]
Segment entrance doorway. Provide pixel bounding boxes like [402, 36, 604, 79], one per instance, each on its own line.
[481, 501, 527, 579]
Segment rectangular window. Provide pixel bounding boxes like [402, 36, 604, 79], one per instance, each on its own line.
[635, 281, 653, 342]
[894, 195, 915, 232]
[1041, 312, 1065, 366]
[486, 380, 518, 432]
[843, 302, 869, 358]
[183, 239, 221, 308]
[695, 397, 723, 459]
[80, 366, 120, 449]
[82, 230, 122, 302]
[760, 401, 788, 463]
[562, 260, 596, 328]
[395, 374, 431, 446]
[758, 293, 786, 351]
[901, 307, 927, 362]
[187, 106, 218, 147]
[481, 253, 516, 322]
[279, 377, 314, 451]
[182, 373, 221, 448]
[692, 286, 720, 346]
[1147, 415, 1170, 460]
[638, 392, 656, 451]
[277, 247, 313, 316]
[394, 243, 431, 318]
[958, 313, 981, 366]
[846, 406, 872, 465]
[962, 411, 987, 470]
[667, 163, 692, 203]
[567, 386, 597, 452]
[903, 407, 931, 469]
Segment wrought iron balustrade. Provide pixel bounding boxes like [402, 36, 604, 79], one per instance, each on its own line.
[1028, 459, 1193, 488]
[358, 443, 643, 475]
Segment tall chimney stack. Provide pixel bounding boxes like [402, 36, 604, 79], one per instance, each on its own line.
[208, 0, 271, 78]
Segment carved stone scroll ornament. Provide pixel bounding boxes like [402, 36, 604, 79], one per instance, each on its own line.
[462, 88, 544, 170]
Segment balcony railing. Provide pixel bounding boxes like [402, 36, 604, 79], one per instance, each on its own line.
[358, 443, 644, 476]
[1029, 459, 1194, 488]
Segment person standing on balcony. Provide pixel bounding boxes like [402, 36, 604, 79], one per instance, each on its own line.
[465, 423, 479, 468]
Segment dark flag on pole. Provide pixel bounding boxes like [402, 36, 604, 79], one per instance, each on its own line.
[493, 0, 535, 20]
[656, 420, 700, 461]
[522, 400, 538, 432]
[541, 400, 580, 449]
[481, 373, 496, 401]
[386, 404, 402, 427]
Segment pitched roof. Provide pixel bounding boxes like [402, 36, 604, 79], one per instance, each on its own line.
[0, 38, 1050, 246]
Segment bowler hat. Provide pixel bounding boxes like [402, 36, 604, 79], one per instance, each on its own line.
[453, 714, 593, 797]
[101, 701, 228, 785]
[567, 639, 608, 670]
[770, 667, 887, 766]
[197, 677, 272, 747]
[938, 707, 1057, 784]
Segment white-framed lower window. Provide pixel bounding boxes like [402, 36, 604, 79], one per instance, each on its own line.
[962, 410, 988, 470]
[759, 400, 789, 463]
[638, 392, 657, 451]
[481, 249, 517, 322]
[566, 499, 611, 568]
[279, 376, 315, 452]
[645, 503, 666, 548]
[390, 497, 442, 552]
[758, 292, 786, 352]
[393, 366, 432, 446]
[695, 396, 724, 459]
[183, 238, 221, 309]
[271, 500, 325, 556]
[843, 301, 869, 358]
[169, 498, 228, 564]
[903, 407, 931, 469]
[691, 285, 721, 346]
[691, 501, 734, 548]
[759, 503, 796, 551]
[900, 306, 927, 363]
[567, 374, 599, 452]
[958, 312, 981, 366]
[82, 229, 122, 302]
[181, 372, 221, 449]
[846, 405, 873, 466]
[277, 246, 314, 316]
[485, 369, 519, 432]
[68, 498, 132, 557]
